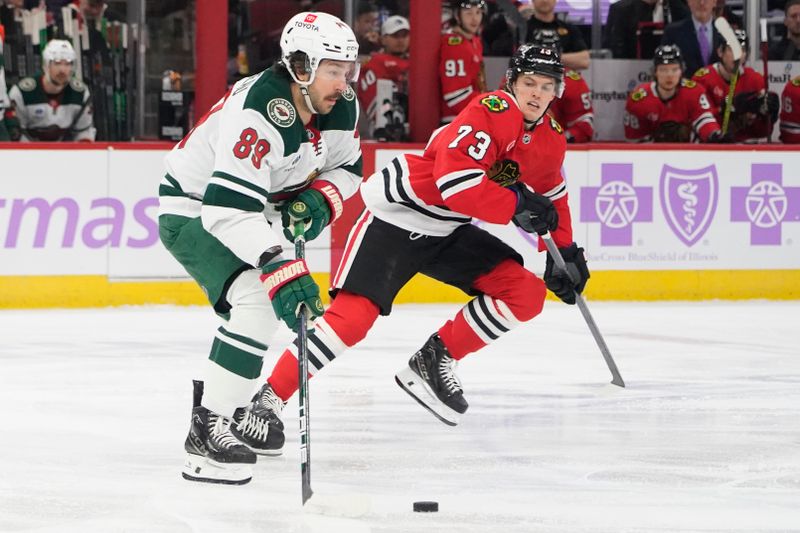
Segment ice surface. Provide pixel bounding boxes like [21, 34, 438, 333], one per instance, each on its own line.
[1, 301, 799, 532]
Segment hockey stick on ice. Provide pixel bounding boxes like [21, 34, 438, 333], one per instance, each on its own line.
[541, 233, 625, 387]
[714, 17, 743, 136]
[293, 220, 313, 504]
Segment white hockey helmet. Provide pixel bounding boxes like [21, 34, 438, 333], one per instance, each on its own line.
[280, 12, 360, 86]
[43, 39, 76, 69]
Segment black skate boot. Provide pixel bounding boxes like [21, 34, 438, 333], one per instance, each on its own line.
[182, 380, 257, 485]
[395, 334, 469, 426]
[232, 383, 286, 456]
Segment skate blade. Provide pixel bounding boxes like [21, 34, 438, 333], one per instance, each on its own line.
[182, 454, 253, 485]
[395, 367, 460, 426]
[252, 447, 283, 457]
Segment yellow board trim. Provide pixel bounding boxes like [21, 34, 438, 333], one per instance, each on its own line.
[1, 270, 799, 309]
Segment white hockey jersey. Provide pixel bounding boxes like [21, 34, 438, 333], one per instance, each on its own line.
[160, 67, 363, 268]
[7, 76, 95, 141]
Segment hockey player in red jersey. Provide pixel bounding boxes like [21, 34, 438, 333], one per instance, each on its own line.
[692, 29, 779, 142]
[625, 44, 725, 143]
[528, 28, 593, 142]
[440, 0, 487, 123]
[238, 44, 589, 433]
[779, 76, 800, 143]
[357, 15, 410, 140]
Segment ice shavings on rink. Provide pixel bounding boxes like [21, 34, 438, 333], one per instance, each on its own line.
[1, 301, 799, 532]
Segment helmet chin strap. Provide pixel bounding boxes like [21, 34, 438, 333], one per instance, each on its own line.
[299, 84, 318, 115]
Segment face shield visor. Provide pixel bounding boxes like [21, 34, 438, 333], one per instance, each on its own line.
[314, 59, 361, 85]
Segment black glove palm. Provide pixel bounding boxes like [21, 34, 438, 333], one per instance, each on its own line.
[707, 130, 734, 143]
[764, 91, 780, 124]
[544, 243, 590, 305]
[509, 184, 558, 235]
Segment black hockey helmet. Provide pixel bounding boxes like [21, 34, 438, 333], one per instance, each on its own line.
[528, 28, 562, 54]
[653, 44, 685, 70]
[450, 0, 487, 10]
[506, 43, 565, 97]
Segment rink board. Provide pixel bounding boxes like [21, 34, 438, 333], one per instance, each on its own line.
[0, 142, 798, 307]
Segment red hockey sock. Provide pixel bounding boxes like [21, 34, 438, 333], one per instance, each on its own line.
[438, 312, 485, 360]
[267, 290, 380, 401]
[267, 350, 299, 402]
[438, 259, 545, 360]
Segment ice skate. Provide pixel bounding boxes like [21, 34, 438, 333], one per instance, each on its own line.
[395, 334, 468, 426]
[182, 381, 257, 485]
[232, 383, 286, 456]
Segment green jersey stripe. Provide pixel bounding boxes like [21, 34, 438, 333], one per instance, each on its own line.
[219, 326, 268, 351]
[209, 336, 264, 379]
[158, 183, 189, 198]
[341, 155, 363, 176]
[211, 170, 269, 199]
[203, 183, 264, 212]
[164, 173, 184, 191]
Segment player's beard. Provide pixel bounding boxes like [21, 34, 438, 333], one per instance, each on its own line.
[47, 71, 70, 90]
[311, 90, 341, 114]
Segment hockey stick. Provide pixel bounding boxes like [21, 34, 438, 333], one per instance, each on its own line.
[294, 221, 313, 504]
[714, 17, 742, 136]
[760, 18, 772, 143]
[541, 233, 625, 387]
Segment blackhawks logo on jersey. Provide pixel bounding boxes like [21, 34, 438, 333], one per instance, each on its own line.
[480, 94, 509, 113]
[631, 88, 647, 101]
[694, 67, 711, 77]
[267, 98, 296, 128]
[566, 70, 581, 81]
[448, 35, 463, 46]
[792, 76, 800, 87]
[681, 79, 697, 88]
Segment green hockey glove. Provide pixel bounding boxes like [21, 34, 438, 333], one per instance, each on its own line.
[260, 259, 324, 331]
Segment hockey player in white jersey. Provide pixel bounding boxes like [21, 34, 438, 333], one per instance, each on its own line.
[5, 39, 95, 142]
[158, 11, 362, 485]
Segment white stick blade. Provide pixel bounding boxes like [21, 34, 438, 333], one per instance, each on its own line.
[714, 17, 742, 61]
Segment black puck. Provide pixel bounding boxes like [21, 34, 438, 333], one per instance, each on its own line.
[413, 501, 438, 512]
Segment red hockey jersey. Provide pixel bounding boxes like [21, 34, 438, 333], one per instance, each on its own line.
[357, 52, 409, 126]
[439, 31, 485, 124]
[360, 90, 573, 247]
[624, 79, 720, 142]
[549, 70, 594, 143]
[780, 76, 800, 144]
[692, 64, 770, 142]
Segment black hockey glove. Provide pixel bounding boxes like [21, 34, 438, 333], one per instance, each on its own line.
[509, 183, 558, 236]
[763, 91, 780, 124]
[706, 130, 734, 144]
[652, 120, 691, 143]
[544, 243, 590, 305]
[733, 91, 761, 114]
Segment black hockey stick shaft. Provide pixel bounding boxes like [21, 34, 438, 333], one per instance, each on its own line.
[541, 233, 625, 387]
[294, 221, 313, 504]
